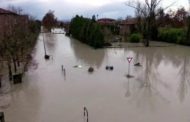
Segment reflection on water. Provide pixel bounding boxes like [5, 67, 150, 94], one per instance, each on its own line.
[44, 33, 57, 55]
[1, 29, 190, 122]
[178, 56, 190, 102]
[70, 38, 105, 68]
[124, 49, 170, 112]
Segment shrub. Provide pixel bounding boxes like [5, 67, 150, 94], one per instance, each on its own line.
[129, 33, 142, 43]
[158, 28, 186, 44]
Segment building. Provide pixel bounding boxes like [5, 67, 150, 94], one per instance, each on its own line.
[119, 18, 138, 36]
[97, 18, 116, 26]
[0, 8, 18, 39]
[0, 8, 29, 40]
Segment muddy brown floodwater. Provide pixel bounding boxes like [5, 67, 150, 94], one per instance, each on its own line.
[1, 28, 190, 122]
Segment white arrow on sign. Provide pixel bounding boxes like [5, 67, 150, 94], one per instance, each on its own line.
[127, 57, 133, 63]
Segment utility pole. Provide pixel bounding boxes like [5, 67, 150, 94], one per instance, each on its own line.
[43, 33, 47, 56]
[43, 33, 50, 60]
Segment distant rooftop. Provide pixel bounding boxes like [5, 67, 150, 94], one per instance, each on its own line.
[0, 8, 18, 15]
[97, 18, 116, 25]
[97, 18, 115, 22]
[120, 18, 138, 25]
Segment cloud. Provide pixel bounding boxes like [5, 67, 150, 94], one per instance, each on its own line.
[82, 2, 134, 19]
[0, 0, 188, 20]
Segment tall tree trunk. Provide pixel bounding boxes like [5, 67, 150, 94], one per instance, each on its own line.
[187, 16, 190, 42]
[145, 13, 156, 47]
[21, 47, 24, 59]
[16, 55, 20, 67]
[7, 61, 12, 81]
[144, 17, 151, 47]
[13, 57, 17, 73]
[0, 60, 3, 68]
[145, 39, 150, 47]
[0, 75, 1, 88]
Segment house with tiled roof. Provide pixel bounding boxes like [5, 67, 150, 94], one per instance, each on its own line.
[0, 8, 18, 15]
[97, 18, 116, 25]
[119, 18, 138, 36]
[0, 8, 29, 40]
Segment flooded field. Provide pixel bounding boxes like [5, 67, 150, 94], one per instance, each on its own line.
[1, 29, 190, 122]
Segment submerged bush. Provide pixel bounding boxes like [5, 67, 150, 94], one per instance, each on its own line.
[129, 33, 142, 43]
[158, 28, 186, 44]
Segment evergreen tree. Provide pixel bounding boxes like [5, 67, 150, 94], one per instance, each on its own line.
[70, 15, 105, 48]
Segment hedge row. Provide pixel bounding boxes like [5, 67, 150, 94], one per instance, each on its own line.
[70, 15, 104, 48]
[158, 28, 188, 44]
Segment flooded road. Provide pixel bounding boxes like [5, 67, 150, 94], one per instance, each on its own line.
[2, 28, 190, 122]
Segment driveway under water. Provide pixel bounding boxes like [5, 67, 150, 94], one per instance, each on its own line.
[2, 28, 190, 122]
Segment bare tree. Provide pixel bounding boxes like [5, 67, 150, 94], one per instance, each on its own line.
[126, 0, 174, 47]
[7, 5, 23, 15]
[1, 6, 40, 80]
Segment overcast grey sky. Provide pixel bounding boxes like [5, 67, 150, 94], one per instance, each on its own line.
[0, 0, 189, 20]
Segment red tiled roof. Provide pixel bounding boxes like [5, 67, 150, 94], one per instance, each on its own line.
[0, 8, 18, 15]
[97, 18, 116, 25]
[120, 18, 138, 25]
[97, 18, 115, 22]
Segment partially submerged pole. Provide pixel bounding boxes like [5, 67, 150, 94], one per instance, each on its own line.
[0, 112, 5, 122]
[84, 106, 89, 122]
[43, 33, 47, 56]
[126, 57, 134, 78]
[43, 33, 50, 60]
[61, 65, 64, 71]
[0, 75, 2, 88]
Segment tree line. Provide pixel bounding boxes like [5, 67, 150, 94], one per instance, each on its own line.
[41, 0, 190, 48]
[126, 0, 190, 47]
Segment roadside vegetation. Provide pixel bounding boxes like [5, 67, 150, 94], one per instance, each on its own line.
[158, 28, 187, 45]
[67, 0, 190, 48]
[0, 7, 41, 81]
[126, 0, 190, 47]
[69, 15, 104, 48]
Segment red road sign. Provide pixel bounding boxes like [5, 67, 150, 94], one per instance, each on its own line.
[127, 57, 133, 63]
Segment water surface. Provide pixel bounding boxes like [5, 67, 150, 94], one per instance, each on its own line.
[2, 29, 190, 122]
